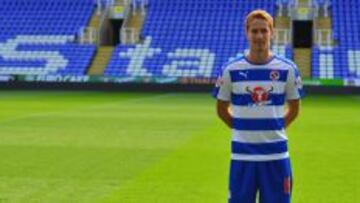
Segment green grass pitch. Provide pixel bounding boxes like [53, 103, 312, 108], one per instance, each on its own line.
[0, 90, 359, 202]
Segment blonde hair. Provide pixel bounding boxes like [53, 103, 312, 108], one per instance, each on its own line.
[245, 9, 274, 31]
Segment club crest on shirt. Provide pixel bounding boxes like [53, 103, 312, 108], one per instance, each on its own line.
[246, 86, 273, 106]
[270, 70, 280, 81]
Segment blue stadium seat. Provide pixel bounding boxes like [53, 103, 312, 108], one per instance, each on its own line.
[312, 0, 360, 79]
[0, 0, 96, 76]
[105, 0, 285, 79]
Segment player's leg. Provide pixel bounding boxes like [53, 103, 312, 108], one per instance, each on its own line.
[228, 160, 257, 203]
[257, 158, 292, 203]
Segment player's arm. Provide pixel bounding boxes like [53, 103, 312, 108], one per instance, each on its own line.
[217, 100, 232, 128]
[214, 66, 232, 129]
[284, 63, 304, 129]
[285, 99, 300, 128]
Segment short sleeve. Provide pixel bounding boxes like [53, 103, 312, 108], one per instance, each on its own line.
[285, 65, 305, 100]
[212, 67, 232, 101]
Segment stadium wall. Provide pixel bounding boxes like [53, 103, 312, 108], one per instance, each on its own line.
[1, 81, 360, 95]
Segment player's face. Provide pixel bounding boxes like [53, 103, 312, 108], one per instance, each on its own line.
[246, 18, 273, 52]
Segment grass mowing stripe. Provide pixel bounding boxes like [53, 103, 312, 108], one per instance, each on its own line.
[100, 95, 360, 203]
[0, 92, 216, 202]
[288, 96, 360, 203]
[98, 123, 229, 203]
[0, 92, 169, 124]
[0, 92, 359, 203]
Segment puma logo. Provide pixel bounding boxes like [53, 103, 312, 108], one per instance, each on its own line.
[239, 71, 248, 78]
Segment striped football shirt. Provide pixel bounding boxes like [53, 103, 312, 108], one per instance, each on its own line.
[214, 55, 304, 161]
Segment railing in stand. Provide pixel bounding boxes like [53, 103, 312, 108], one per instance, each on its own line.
[97, 0, 115, 15]
[316, 29, 332, 47]
[120, 27, 137, 44]
[274, 29, 291, 45]
[79, 27, 98, 44]
[131, 0, 148, 16]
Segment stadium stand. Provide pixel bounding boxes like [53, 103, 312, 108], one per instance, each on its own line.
[1, 0, 359, 82]
[312, 0, 360, 79]
[0, 0, 96, 76]
[311, 45, 336, 79]
[104, 0, 289, 79]
[332, 0, 360, 78]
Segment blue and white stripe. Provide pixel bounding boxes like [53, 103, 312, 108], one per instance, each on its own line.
[232, 105, 284, 119]
[229, 69, 288, 82]
[231, 93, 286, 106]
[215, 55, 304, 161]
[232, 130, 287, 143]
